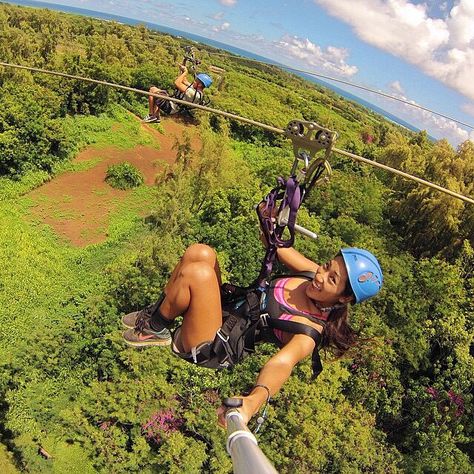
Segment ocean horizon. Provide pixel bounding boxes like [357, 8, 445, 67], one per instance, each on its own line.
[6, 0, 424, 134]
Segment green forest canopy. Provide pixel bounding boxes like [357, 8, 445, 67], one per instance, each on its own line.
[0, 3, 473, 473]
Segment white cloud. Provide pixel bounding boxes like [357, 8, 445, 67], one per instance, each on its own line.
[446, 0, 474, 47]
[274, 35, 358, 77]
[314, 0, 474, 101]
[405, 106, 473, 146]
[212, 11, 225, 20]
[372, 86, 473, 146]
[219, 0, 237, 6]
[212, 21, 230, 32]
[461, 102, 474, 117]
[389, 81, 405, 95]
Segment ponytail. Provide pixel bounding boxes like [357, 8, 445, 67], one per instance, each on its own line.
[321, 305, 357, 356]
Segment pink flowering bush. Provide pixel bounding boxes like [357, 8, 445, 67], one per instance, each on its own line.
[142, 409, 184, 446]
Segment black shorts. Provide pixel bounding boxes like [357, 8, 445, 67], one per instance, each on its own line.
[154, 90, 175, 115]
[171, 326, 219, 368]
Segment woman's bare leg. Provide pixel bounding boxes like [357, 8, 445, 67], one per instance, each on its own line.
[164, 243, 221, 295]
[123, 244, 223, 348]
[159, 244, 223, 351]
[148, 86, 161, 116]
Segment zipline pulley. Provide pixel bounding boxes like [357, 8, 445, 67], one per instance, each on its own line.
[182, 45, 201, 75]
[255, 120, 336, 286]
[285, 120, 334, 194]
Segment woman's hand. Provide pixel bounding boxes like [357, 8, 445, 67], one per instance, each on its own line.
[217, 396, 257, 428]
[179, 64, 188, 73]
[258, 202, 277, 249]
[258, 201, 277, 220]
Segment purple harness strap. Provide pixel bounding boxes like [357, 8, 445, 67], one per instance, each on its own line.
[256, 175, 304, 286]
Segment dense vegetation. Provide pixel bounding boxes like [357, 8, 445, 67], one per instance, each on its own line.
[0, 3, 473, 473]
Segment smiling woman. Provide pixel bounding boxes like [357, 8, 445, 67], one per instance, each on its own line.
[121, 234, 383, 428]
[270, 246, 382, 356]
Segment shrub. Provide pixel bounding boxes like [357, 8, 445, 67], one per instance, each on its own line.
[105, 162, 144, 190]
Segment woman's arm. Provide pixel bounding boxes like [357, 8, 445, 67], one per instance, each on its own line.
[218, 334, 316, 426]
[174, 66, 191, 92]
[276, 246, 319, 273]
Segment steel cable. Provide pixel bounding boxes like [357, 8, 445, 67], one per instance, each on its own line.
[1, 61, 473, 205]
[207, 52, 474, 130]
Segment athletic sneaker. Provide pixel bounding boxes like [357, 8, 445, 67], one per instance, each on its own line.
[142, 114, 160, 123]
[122, 296, 166, 328]
[122, 326, 171, 347]
[122, 322, 171, 347]
[122, 308, 147, 329]
[122, 304, 171, 346]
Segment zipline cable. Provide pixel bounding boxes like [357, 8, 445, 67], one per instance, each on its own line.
[207, 52, 474, 130]
[1, 61, 473, 205]
[0, 62, 283, 135]
[333, 147, 474, 203]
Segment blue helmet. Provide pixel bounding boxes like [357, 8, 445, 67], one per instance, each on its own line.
[196, 73, 213, 88]
[340, 248, 383, 304]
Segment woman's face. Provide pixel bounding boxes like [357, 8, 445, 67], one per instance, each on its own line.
[305, 255, 352, 306]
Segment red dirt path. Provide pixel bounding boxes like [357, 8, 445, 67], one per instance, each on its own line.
[27, 118, 198, 247]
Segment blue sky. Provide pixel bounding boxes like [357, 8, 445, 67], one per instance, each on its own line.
[18, 0, 474, 146]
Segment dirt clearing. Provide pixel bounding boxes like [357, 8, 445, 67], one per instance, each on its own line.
[27, 119, 198, 247]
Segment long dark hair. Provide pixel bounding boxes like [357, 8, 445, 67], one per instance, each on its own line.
[320, 274, 357, 356]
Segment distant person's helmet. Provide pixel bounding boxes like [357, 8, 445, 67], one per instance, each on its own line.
[196, 73, 213, 88]
[340, 248, 383, 304]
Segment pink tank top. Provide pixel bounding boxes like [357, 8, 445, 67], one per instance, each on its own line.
[272, 278, 328, 342]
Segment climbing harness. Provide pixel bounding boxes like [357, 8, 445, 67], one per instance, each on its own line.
[171, 273, 324, 377]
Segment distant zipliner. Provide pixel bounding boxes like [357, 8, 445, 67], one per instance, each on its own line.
[143, 46, 213, 123]
[122, 120, 383, 430]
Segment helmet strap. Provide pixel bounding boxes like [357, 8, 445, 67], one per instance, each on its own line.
[313, 302, 346, 313]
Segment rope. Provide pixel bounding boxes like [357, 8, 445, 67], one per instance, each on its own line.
[1, 61, 473, 205]
[207, 52, 474, 130]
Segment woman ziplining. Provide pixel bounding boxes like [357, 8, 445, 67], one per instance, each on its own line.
[122, 243, 382, 426]
[143, 46, 213, 123]
[143, 66, 212, 123]
[121, 120, 383, 428]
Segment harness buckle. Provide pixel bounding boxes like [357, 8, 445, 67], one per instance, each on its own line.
[191, 346, 198, 364]
[216, 328, 230, 343]
[260, 313, 269, 328]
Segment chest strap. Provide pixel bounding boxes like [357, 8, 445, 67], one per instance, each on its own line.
[266, 318, 323, 379]
[276, 304, 328, 328]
